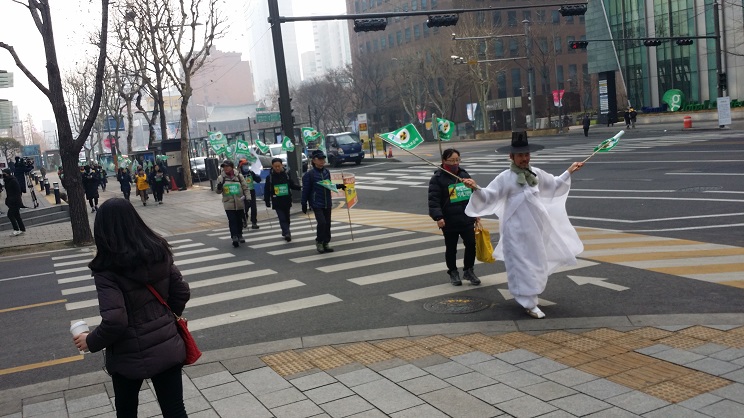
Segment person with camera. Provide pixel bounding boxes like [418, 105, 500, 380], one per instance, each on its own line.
[13, 156, 33, 194]
[82, 165, 101, 213]
[2, 168, 26, 236]
[301, 150, 346, 254]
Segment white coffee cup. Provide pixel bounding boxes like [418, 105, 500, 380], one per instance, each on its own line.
[70, 320, 90, 337]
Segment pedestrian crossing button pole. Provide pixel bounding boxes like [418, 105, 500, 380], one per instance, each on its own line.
[53, 182, 61, 204]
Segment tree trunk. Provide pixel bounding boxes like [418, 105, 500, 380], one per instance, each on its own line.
[180, 89, 192, 188]
[58, 122, 93, 245]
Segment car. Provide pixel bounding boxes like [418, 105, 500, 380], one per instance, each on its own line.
[324, 132, 365, 167]
[251, 144, 308, 172]
[190, 157, 207, 182]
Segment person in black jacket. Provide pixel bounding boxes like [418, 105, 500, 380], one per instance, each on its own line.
[81, 165, 100, 212]
[73, 198, 190, 418]
[13, 156, 33, 193]
[265, 158, 301, 241]
[148, 164, 168, 205]
[428, 148, 480, 286]
[2, 168, 26, 236]
[116, 168, 132, 200]
[301, 150, 346, 253]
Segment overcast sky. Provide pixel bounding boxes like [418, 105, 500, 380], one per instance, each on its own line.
[0, 0, 346, 129]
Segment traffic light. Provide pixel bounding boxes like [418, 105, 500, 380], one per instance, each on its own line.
[559, 5, 588, 17]
[719, 72, 728, 90]
[569, 41, 588, 50]
[675, 38, 694, 46]
[426, 14, 459, 28]
[643, 39, 663, 47]
[353, 18, 387, 33]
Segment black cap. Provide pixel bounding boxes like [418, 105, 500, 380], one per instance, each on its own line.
[220, 159, 234, 167]
[310, 150, 326, 159]
[1, 168, 11, 175]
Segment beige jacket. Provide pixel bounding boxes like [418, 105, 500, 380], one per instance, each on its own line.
[216, 172, 251, 211]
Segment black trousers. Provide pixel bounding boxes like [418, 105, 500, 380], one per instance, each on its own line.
[152, 187, 164, 202]
[583, 127, 589, 137]
[243, 189, 257, 224]
[7, 207, 25, 232]
[275, 207, 291, 236]
[313, 207, 332, 244]
[226, 210, 244, 238]
[443, 226, 476, 273]
[122, 188, 131, 200]
[112, 364, 186, 418]
[87, 196, 99, 207]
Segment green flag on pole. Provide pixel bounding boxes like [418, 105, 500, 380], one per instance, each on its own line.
[437, 118, 454, 141]
[301, 127, 322, 145]
[593, 130, 625, 152]
[380, 123, 424, 151]
[281, 136, 295, 152]
[255, 139, 270, 153]
[225, 143, 236, 160]
[317, 179, 338, 192]
[208, 131, 227, 155]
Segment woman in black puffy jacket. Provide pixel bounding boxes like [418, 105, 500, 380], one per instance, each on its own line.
[428, 148, 480, 287]
[73, 198, 191, 418]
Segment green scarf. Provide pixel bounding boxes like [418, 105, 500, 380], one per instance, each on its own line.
[510, 162, 538, 186]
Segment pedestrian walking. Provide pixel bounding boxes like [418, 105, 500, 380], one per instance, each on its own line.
[264, 158, 301, 242]
[629, 107, 637, 128]
[2, 168, 26, 236]
[238, 158, 262, 229]
[116, 168, 132, 200]
[215, 160, 251, 247]
[96, 165, 108, 191]
[148, 165, 168, 205]
[72, 198, 191, 418]
[428, 148, 480, 287]
[623, 109, 631, 129]
[301, 150, 346, 253]
[462, 135, 584, 319]
[582, 114, 591, 137]
[82, 165, 100, 212]
[135, 168, 150, 206]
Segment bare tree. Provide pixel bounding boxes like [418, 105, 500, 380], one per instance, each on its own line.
[422, 48, 469, 120]
[0, 137, 22, 163]
[343, 61, 395, 133]
[391, 53, 427, 125]
[160, 0, 226, 188]
[1, 0, 109, 245]
[63, 61, 103, 162]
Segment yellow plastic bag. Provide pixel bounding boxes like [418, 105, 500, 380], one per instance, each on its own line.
[475, 221, 495, 263]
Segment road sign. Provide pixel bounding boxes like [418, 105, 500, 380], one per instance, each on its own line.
[358, 113, 369, 142]
[256, 112, 281, 123]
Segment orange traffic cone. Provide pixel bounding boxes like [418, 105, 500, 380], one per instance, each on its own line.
[387, 146, 393, 158]
[170, 176, 178, 190]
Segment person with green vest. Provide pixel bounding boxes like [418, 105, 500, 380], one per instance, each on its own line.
[238, 158, 262, 229]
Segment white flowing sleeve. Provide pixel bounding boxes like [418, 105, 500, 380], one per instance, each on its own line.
[465, 174, 506, 218]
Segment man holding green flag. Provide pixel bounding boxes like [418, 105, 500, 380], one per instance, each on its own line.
[301, 150, 347, 254]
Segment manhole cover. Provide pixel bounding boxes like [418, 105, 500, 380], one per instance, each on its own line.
[676, 186, 723, 192]
[423, 296, 491, 314]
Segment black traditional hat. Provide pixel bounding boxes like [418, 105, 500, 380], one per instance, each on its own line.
[496, 133, 545, 154]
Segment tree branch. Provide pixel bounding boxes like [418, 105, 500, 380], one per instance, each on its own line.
[0, 42, 51, 98]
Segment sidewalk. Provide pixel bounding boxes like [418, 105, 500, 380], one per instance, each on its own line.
[1, 315, 743, 417]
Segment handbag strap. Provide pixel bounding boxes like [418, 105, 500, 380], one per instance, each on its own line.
[146, 284, 177, 318]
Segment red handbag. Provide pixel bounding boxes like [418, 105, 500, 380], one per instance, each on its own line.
[146, 284, 202, 365]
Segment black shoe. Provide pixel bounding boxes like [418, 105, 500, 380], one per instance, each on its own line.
[252, 223, 260, 230]
[463, 268, 481, 285]
[323, 243, 334, 253]
[449, 270, 462, 286]
[316, 242, 325, 253]
[285, 235, 291, 242]
[232, 237, 240, 248]
[238, 236, 245, 243]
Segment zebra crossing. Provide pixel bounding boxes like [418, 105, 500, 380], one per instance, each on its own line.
[51, 204, 744, 338]
[351, 134, 717, 191]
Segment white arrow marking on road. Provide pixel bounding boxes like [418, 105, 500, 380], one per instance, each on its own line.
[497, 289, 556, 306]
[568, 275, 629, 291]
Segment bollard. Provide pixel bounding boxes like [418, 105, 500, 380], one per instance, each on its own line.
[683, 116, 692, 129]
[39, 177, 45, 191]
[53, 182, 61, 204]
[44, 178, 51, 195]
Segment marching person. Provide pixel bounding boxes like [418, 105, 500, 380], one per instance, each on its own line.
[95, 164, 108, 191]
[264, 158, 301, 242]
[301, 150, 346, 254]
[463, 136, 584, 319]
[629, 107, 637, 129]
[134, 168, 150, 206]
[73, 198, 191, 418]
[428, 148, 480, 287]
[148, 164, 168, 205]
[116, 167, 132, 200]
[82, 165, 101, 213]
[582, 114, 591, 137]
[215, 160, 251, 248]
[238, 158, 262, 229]
[2, 168, 26, 236]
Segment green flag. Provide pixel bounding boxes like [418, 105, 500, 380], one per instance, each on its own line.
[380, 123, 424, 151]
[235, 139, 251, 159]
[282, 136, 295, 152]
[301, 127, 322, 145]
[593, 130, 625, 152]
[254, 139, 270, 153]
[225, 143, 235, 160]
[317, 179, 338, 192]
[208, 131, 227, 155]
[437, 118, 454, 141]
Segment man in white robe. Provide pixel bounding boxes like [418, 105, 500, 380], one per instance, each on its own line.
[462, 136, 584, 318]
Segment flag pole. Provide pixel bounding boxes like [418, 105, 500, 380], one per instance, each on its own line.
[377, 134, 464, 182]
[306, 211, 315, 232]
[582, 130, 625, 164]
[265, 207, 274, 229]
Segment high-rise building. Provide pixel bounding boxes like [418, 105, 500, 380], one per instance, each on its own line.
[247, 0, 302, 100]
[587, 0, 744, 124]
[191, 47, 255, 107]
[301, 51, 318, 80]
[313, 20, 352, 76]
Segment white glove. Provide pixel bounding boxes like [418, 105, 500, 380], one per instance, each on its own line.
[240, 195, 246, 201]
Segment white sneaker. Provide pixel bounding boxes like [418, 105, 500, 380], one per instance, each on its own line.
[526, 306, 545, 319]
[11, 230, 23, 236]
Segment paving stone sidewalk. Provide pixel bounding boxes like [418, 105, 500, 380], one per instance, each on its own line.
[2, 316, 744, 418]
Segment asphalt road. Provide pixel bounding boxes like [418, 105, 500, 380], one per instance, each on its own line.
[1, 128, 742, 390]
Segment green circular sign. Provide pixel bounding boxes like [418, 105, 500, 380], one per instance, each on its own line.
[662, 89, 684, 111]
